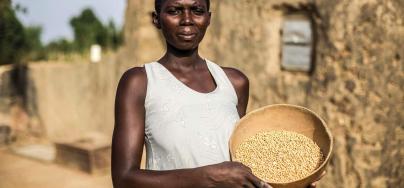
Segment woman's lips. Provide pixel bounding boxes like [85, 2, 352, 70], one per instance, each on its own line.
[177, 33, 197, 41]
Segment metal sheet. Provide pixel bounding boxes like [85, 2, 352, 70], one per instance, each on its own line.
[282, 44, 312, 71]
[283, 18, 312, 44]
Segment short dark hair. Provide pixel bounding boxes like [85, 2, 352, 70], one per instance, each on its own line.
[155, 0, 210, 13]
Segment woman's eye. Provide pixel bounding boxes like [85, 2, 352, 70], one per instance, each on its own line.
[167, 9, 181, 15]
[192, 8, 205, 15]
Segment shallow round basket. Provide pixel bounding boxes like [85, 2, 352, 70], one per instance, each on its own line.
[229, 104, 333, 188]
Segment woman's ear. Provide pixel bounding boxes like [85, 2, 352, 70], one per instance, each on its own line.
[152, 11, 161, 29]
[207, 12, 212, 26]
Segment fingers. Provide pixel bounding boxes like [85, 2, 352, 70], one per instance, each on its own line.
[242, 181, 258, 188]
[235, 161, 253, 173]
[308, 170, 327, 188]
[259, 181, 272, 188]
[232, 162, 272, 188]
[246, 173, 272, 188]
[314, 170, 327, 182]
[318, 171, 326, 179]
[241, 163, 272, 188]
[247, 174, 261, 188]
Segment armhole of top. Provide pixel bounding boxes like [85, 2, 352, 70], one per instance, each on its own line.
[143, 63, 153, 140]
[143, 63, 151, 108]
[223, 69, 239, 105]
[206, 60, 239, 104]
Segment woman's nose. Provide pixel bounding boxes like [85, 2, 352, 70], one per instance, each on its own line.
[180, 10, 194, 25]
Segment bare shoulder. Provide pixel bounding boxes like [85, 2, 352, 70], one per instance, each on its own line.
[120, 66, 147, 83]
[116, 66, 147, 100]
[222, 66, 249, 116]
[221, 67, 249, 90]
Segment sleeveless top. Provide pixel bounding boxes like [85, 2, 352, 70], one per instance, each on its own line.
[143, 59, 240, 170]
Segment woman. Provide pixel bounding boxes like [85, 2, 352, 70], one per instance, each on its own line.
[111, 0, 323, 187]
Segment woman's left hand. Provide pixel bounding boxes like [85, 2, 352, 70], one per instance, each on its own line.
[308, 171, 327, 188]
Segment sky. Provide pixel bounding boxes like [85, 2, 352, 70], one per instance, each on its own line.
[12, 0, 127, 44]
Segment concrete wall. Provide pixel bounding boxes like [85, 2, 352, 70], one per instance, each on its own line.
[28, 62, 121, 141]
[0, 61, 122, 142]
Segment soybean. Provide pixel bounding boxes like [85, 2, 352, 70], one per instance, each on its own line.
[234, 130, 324, 183]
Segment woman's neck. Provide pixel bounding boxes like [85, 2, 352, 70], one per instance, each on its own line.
[159, 44, 204, 69]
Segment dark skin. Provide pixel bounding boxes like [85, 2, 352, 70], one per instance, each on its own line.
[111, 0, 324, 187]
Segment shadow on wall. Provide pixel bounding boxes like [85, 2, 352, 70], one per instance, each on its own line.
[0, 64, 44, 144]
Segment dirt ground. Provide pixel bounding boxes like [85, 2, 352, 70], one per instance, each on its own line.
[0, 148, 112, 188]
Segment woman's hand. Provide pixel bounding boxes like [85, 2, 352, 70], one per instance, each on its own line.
[308, 171, 327, 188]
[201, 161, 272, 188]
[201, 162, 325, 188]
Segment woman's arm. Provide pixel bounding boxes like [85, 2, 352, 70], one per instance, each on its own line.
[222, 67, 249, 117]
[111, 67, 265, 188]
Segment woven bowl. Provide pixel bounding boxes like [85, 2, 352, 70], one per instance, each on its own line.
[229, 104, 333, 188]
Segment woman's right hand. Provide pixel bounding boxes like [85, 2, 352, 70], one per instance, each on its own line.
[200, 161, 272, 188]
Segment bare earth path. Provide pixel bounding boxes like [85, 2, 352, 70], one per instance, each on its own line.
[0, 149, 112, 188]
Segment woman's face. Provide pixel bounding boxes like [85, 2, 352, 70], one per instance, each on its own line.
[154, 0, 211, 51]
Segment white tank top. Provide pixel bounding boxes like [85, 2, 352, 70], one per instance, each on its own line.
[143, 59, 240, 170]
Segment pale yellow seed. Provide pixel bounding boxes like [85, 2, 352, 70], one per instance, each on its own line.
[234, 130, 324, 183]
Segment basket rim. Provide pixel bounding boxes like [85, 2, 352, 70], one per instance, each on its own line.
[229, 103, 334, 185]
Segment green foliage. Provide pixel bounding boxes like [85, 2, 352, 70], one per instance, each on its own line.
[46, 38, 74, 53]
[0, 5, 123, 64]
[0, 2, 47, 64]
[24, 26, 42, 51]
[106, 20, 123, 50]
[69, 8, 123, 53]
[70, 8, 106, 52]
[0, 0, 26, 65]
[23, 26, 47, 61]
